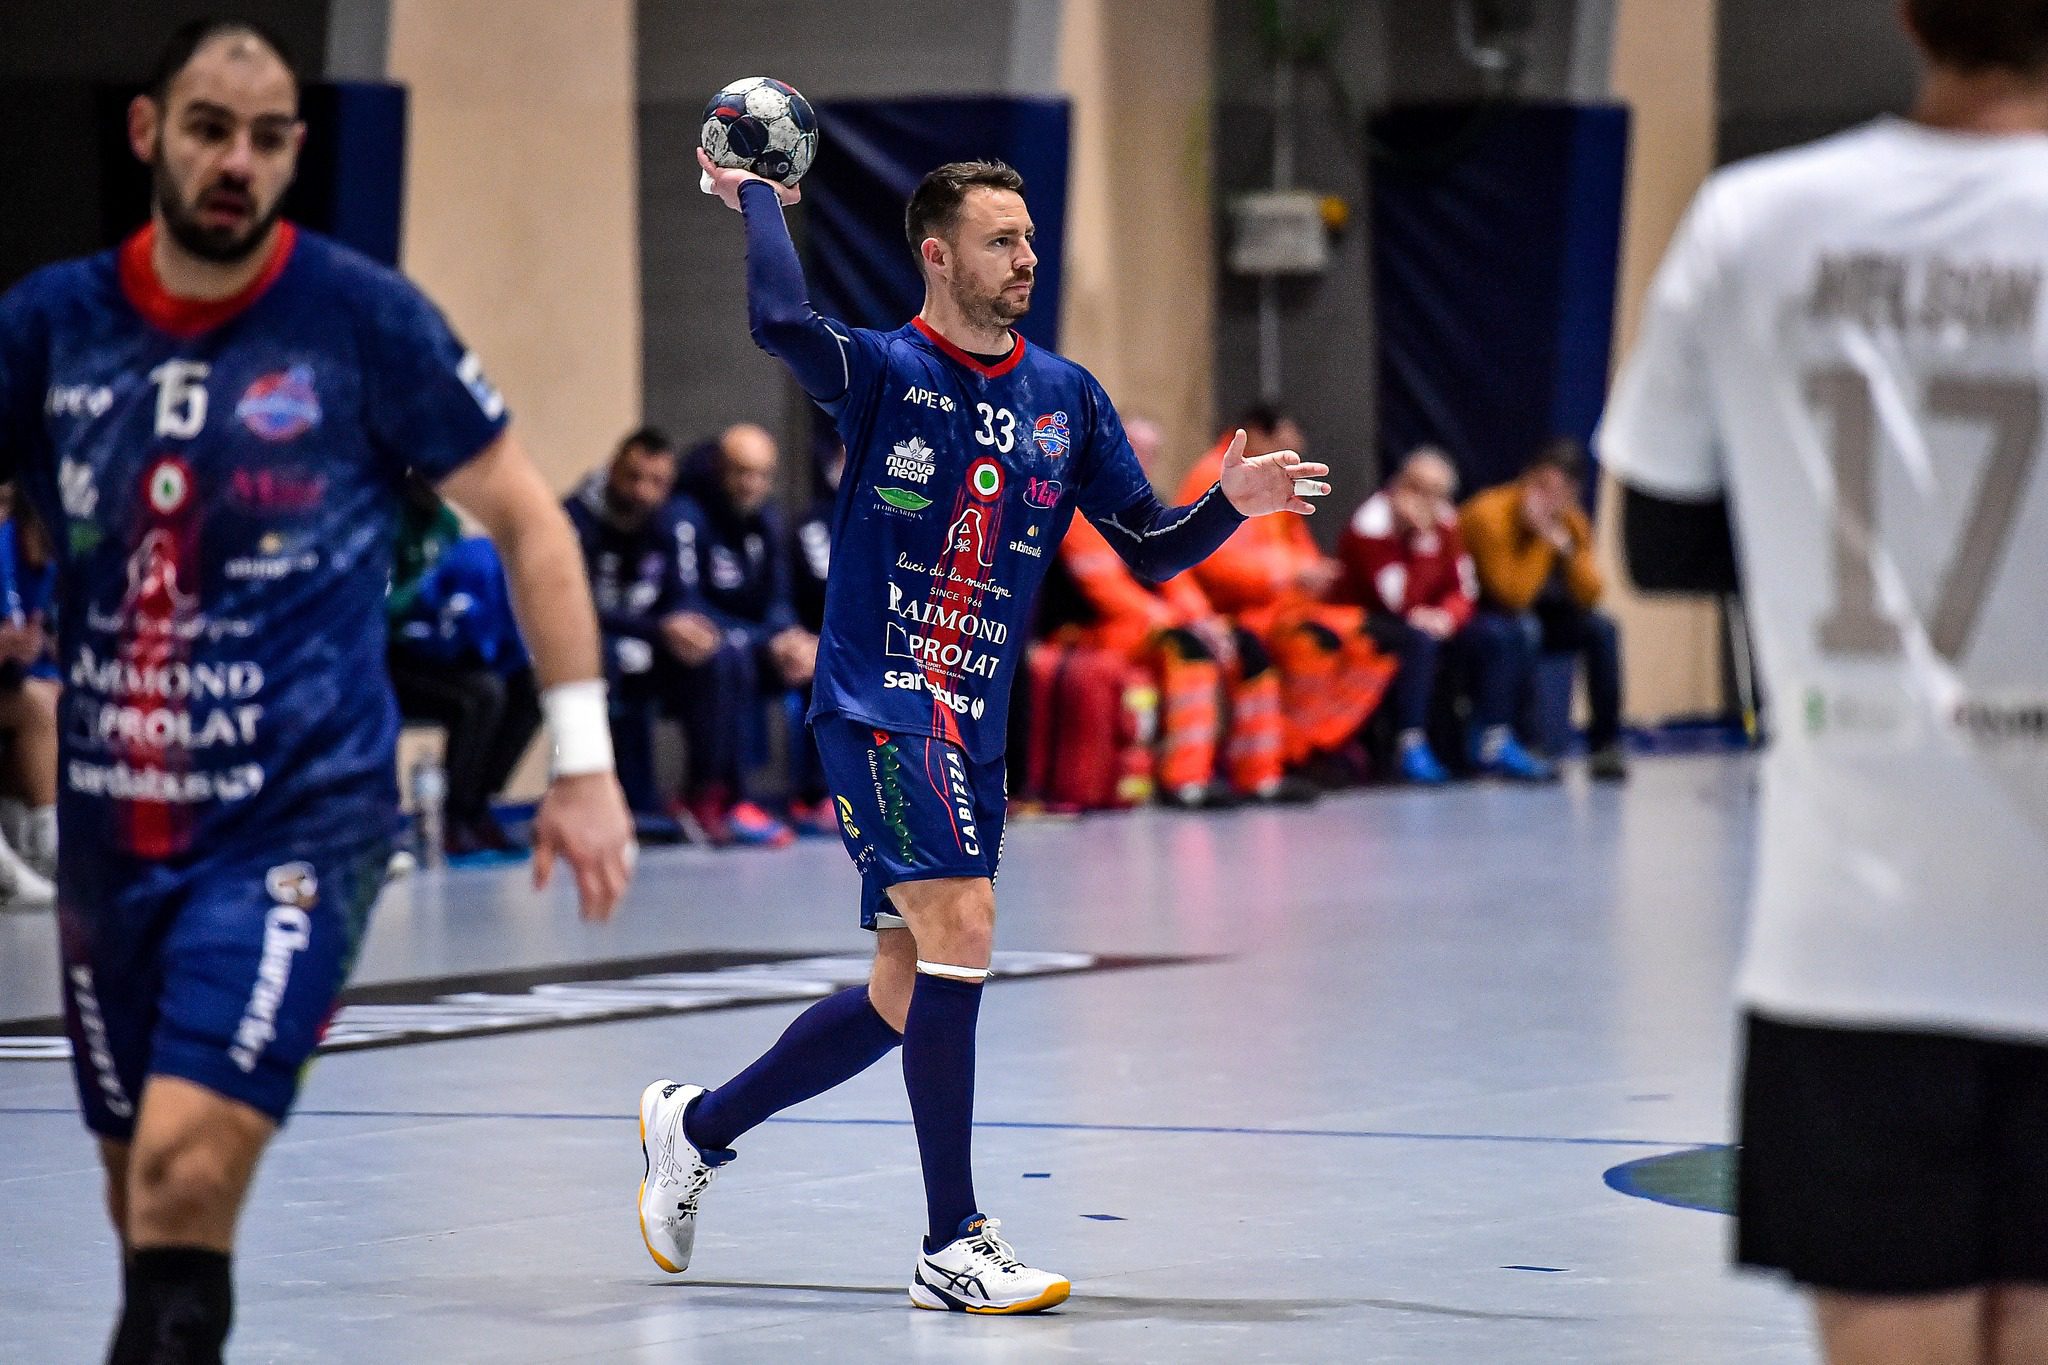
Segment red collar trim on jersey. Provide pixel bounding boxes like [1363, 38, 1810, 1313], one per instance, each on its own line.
[118, 221, 298, 338]
[911, 316, 1027, 378]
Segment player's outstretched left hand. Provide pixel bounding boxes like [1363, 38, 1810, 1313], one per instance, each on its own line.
[696, 147, 801, 212]
[1218, 428, 1331, 517]
[532, 771, 636, 922]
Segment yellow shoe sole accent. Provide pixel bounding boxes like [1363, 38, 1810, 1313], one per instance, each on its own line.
[638, 1104, 684, 1274]
[912, 1279, 1072, 1314]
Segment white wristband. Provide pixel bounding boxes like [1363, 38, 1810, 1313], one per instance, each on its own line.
[542, 679, 615, 777]
[915, 961, 991, 981]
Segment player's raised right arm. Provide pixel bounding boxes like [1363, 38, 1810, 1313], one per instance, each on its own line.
[698, 148, 851, 405]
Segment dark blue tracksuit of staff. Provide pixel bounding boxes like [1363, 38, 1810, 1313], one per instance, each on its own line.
[564, 476, 752, 813]
[670, 463, 806, 802]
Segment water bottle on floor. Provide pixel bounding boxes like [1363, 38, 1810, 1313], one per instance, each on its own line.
[410, 757, 447, 868]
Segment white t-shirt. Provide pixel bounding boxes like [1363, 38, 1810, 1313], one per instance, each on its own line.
[1599, 117, 2048, 1041]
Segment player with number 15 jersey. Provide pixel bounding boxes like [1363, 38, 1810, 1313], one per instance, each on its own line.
[0, 22, 631, 1362]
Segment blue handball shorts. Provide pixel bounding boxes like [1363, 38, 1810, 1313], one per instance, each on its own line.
[56, 835, 392, 1140]
[810, 714, 1008, 931]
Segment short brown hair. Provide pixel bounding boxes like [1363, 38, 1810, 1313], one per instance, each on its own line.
[1524, 436, 1587, 482]
[904, 160, 1026, 257]
[1907, 0, 2048, 73]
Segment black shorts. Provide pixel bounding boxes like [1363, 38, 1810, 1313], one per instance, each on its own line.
[1737, 1010, 2048, 1294]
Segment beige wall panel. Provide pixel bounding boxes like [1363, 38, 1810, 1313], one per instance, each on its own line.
[387, 0, 641, 492]
[1058, 0, 1215, 487]
[1599, 0, 1724, 722]
[389, 1, 640, 797]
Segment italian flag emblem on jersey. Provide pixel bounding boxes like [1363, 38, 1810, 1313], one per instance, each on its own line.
[968, 459, 1002, 501]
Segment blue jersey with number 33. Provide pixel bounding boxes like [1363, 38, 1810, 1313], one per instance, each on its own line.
[810, 317, 1236, 761]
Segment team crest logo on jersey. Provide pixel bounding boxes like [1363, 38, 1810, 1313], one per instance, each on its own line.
[146, 458, 190, 515]
[1032, 411, 1071, 461]
[967, 459, 1003, 501]
[236, 365, 322, 442]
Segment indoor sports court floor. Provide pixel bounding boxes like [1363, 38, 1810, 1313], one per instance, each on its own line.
[1, 753, 1814, 1363]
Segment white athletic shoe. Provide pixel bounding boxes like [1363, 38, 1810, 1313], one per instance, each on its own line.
[637, 1079, 730, 1274]
[910, 1216, 1071, 1314]
[0, 834, 54, 907]
[23, 805, 56, 881]
[0, 798, 26, 856]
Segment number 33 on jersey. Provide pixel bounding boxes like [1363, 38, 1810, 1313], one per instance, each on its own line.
[806, 317, 1206, 763]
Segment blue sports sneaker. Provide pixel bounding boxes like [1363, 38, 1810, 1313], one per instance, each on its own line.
[1473, 730, 1559, 783]
[1398, 741, 1451, 785]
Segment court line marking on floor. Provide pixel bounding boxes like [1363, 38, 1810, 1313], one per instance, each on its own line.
[0, 949, 1215, 1059]
[0, 1105, 1714, 1149]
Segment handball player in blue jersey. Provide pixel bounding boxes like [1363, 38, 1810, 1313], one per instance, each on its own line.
[633, 147, 1328, 1313]
[0, 21, 635, 1362]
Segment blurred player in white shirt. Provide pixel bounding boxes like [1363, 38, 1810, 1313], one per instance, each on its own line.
[1600, 2, 2048, 1360]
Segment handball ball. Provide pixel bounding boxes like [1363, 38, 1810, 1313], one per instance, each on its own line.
[701, 77, 818, 187]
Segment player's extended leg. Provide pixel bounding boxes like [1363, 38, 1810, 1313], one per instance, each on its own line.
[1811, 1289, 1986, 1365]
[687, 933, 910, 1148]
[887, 876, 1068, 1314]
[106, 1077, 275, 1365]
[636, 928, 907, 1273]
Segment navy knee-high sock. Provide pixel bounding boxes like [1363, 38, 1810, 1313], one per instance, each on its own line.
[903, 971, 984, 1251]
[685, 985, 901, 1152]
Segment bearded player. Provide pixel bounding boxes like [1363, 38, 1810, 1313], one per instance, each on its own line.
[631, 148, 1327, 1313]
[0, 21, 634, 1363]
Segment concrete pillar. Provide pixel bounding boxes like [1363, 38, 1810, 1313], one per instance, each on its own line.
[1058, 0, 1216, 487]
[1597, 0, 1724, 723]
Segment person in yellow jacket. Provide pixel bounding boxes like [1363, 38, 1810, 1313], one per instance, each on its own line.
[1458, 439, 1626, 781]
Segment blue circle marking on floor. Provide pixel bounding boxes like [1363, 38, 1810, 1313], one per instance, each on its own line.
[1602, 1144, 1734, 1214]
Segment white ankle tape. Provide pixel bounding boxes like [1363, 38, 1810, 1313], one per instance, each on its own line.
[916, 960, 990, 981]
